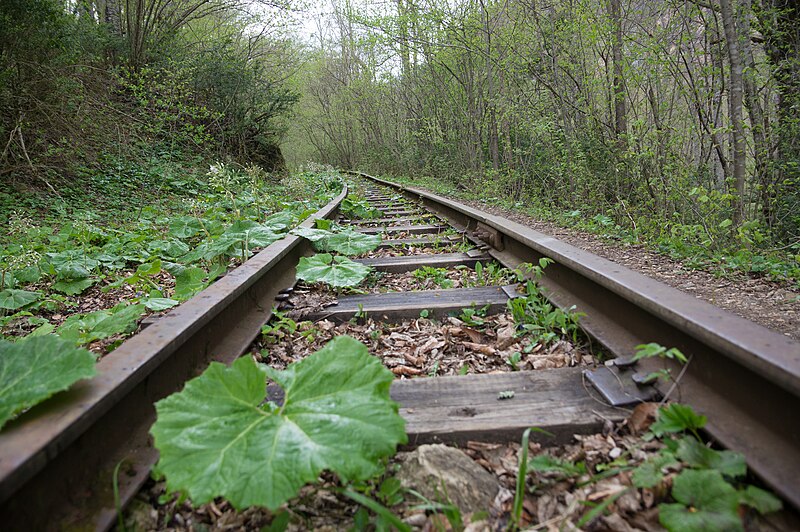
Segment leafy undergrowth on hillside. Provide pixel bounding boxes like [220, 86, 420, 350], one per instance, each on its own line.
[383, 174, 800, 287]
[0, 162, 343, 430]
[0, 164, 342, 346]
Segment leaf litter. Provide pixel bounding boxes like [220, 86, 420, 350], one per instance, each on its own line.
[127, 403, 711, 531]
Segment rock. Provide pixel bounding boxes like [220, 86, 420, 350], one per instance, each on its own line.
[397, 444, 501, 515]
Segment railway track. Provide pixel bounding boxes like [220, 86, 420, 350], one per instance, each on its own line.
[0, 172, 797, 530]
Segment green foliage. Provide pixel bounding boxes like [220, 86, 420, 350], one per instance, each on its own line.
[0, 289, 41, 311]
[633, 343, 688, 364]
[412, 266, 453, 288]
[292, 226, 382, 255]
[508, 280, 583, 345]
[151, 336, 406, 510]
[632, 452, 678, 489]
[174, 267, 209, 301]
[341, 198, 382, 220]
[0, 335, 96, 430]
[296, 253, 372, 288]
[675, 437, 746, 478]
[659, 470, 744, 532]
[638, 402, 783, 530]
[57, 303, 145, 346]
[650, 403, 707, 438]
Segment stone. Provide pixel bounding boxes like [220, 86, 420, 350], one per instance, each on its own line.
[397, 444, 501, 515]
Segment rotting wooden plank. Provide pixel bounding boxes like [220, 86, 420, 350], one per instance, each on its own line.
[355, 252, 490, 273]
[391, 369, 625, 445]
[265, 369, 624, 445]
[303, 285, 518, 322]
[358, 224, 448, 235]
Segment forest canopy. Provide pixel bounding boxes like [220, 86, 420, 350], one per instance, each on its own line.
[1, 0, 798, 275]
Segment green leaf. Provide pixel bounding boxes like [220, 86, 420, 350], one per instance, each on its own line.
[296, 253, 372, 288]
[141, 297, 180, 311]
[738, 486, 782, 514]
[0, 289, 41, 310]
[169, 216, 204, 239]
[291, 227, 332, 242]
[227, 220, 281, 246]
[52, 277, 95, 295]
[318, 229, 382, 255]
[135, 259, 162, 276]
[676, 437, 746, 478]
[632, 451, 677, 488]
[174, 267, 208, 300]
[0, 336, 96, 430]
[57, 303, 145, 345]
[14, 265, 42, 284]
[341, 198, 381, 219]
[659, 470, 743, 532]
[151, 336, 406, 510]
[293, 227, 381, 255]
[263, 211, 297, 231]
[46, 250, 99, 280]
[651, 403, 706, 436]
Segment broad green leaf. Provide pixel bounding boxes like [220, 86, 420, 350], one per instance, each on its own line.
[739, 486, 782, 514]
[141, 297, 180, 311]
[151, 335, 406, 510]
[225, 220, 281, 248]
[46, 250, 99, 280]
[169, 216, 204, 239]
[13, 265, 42, 284]
[291, 227, 331, 242]
[632, 451, 677, 488]
[135, 259, 162, 276]
[317, 229, 381, 255]
[52, 278, 95, 295]
[174, 267, 208, 300]
[659, 470, 742, 532]
[341, 198, 381, 220]
[263, 211, 297, 231]
[0, 289, 41, 311]
[651, 403, 706, 436]
[0, 336, 96, 429]
[292, 227, 381, 255]
[676, 436, 746, 478]
[57, 303, 145, 345]
[296, 253, 372, 287]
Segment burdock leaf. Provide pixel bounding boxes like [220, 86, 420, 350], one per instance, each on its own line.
[151, 336, 406, 510]
[0, 289, 41, 310]
[0, 336, 96, 430]
[296, 253, 372, 287]
[317, 229, 382, 255]
[658, 469, 743, 532]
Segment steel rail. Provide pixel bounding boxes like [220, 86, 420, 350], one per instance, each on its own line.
[0, 187, 347, 531]
[352, 171, 800, 509]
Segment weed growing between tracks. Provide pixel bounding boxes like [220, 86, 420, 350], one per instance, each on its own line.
[131, 398, 785, 531]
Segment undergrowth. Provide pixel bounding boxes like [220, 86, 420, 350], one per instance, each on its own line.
[382, 175, 800, 288]
[0, 161, 343, 346]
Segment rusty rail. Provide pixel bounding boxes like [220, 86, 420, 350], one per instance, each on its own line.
[0, 187, 347, 531]
[352, 171, 800, 510]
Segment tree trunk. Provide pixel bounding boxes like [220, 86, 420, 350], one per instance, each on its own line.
[609, 0, 627, 143]
[719, 0, 746, 226]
